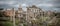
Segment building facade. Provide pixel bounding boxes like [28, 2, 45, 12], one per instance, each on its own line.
[26, 5, 46, 23]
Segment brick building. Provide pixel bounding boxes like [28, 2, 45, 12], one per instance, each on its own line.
[4, 9, 14, 17]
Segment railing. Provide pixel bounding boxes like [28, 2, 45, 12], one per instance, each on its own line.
[0, 17, 9, 21]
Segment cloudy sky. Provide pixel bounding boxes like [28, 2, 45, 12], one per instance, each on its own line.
[0, 0, 60, 12]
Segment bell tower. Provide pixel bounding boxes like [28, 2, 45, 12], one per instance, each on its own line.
[18, 4, 22, 11]
[18, 4, 23, 13]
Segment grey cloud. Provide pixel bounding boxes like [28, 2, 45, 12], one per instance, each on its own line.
[0, 0, 19, 8]
[0, 4, 13, 8]
[0, 0, 60, 12]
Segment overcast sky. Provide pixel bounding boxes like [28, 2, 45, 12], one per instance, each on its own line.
[0, 0, 60, 12]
